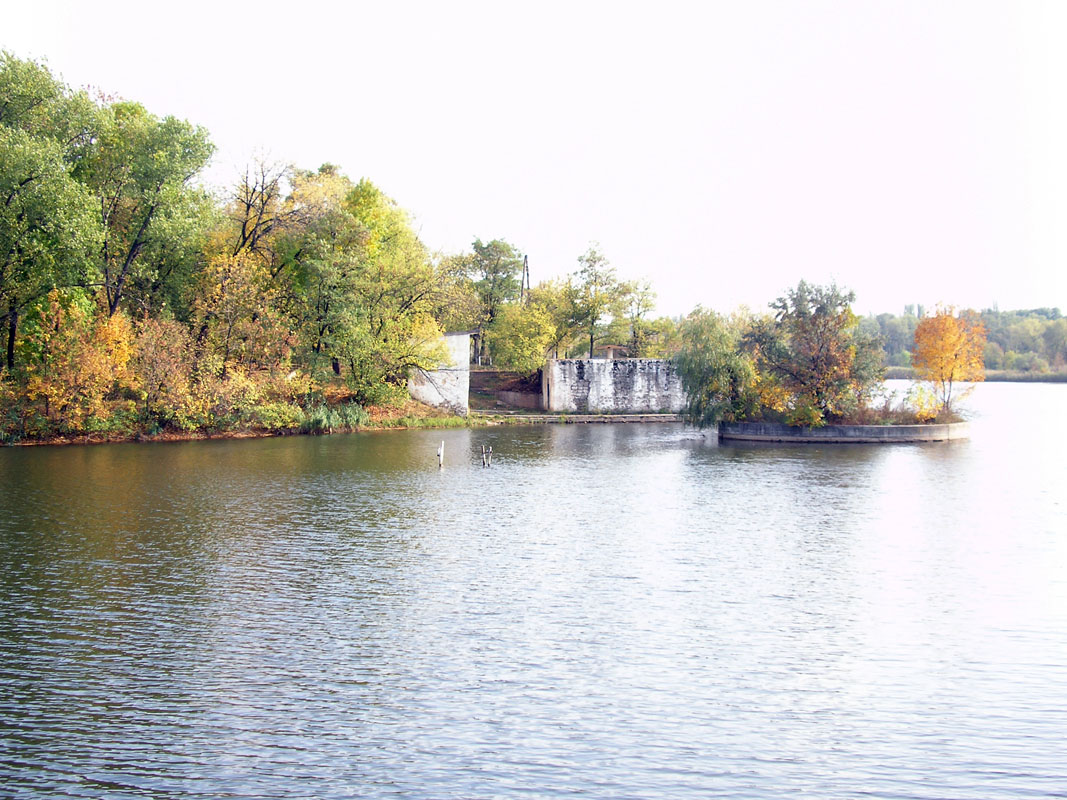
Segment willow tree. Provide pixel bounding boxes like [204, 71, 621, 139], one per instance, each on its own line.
[912, 306, 986, 415]
[675, 308, 755, 428]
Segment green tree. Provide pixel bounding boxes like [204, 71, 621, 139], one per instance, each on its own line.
[432, 252, 482, 333]
[529, 278, 580, 359]
[0, 127, 101, 372]
[573, 244, 628, 358]
[1, 53, 105, 373]
[340, 178, 445, 398]
[279, 174, 445, 403]
[1042, 318, 1067, 368]
[746, 281, 884, 424]
[484, 303, 554, 373]
[643, 316, 682, 358]
[276, 165, 366, 377]
[622, 279, 657, 357]
[871, 310, 918, 366]
[471, 238, 522, 322]
[0, 51, 100, 166]
[465, 238, 522, 364]
[80, 101, 213, 316]
[675, 307, 755, 427]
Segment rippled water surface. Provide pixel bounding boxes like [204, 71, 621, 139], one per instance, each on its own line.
[2, 383, 1066, 798]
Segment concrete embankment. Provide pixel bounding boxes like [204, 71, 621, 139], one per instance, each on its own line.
[471, 412, 684, 425]
[718, 421, 969, 443]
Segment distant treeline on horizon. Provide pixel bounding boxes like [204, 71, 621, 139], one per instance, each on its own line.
[862, 306, 1065, 374]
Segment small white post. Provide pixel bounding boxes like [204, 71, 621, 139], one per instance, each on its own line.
[437, 441, 444, 468]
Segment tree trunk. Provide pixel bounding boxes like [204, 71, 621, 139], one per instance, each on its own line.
[5, 304, 16, 371]
[108, 205, 156, 316]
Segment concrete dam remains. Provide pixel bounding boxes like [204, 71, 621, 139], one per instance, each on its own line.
[542, 358, 686, 414]
[408, 332, 470, 416]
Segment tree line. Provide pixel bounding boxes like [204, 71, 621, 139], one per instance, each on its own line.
[0, 52, 1051, 441]
[675, 286, 987, 428]
[862, 306, 1067, 374]
[0, 53, 677, 440]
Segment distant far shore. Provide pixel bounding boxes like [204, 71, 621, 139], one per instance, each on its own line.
[885, 367, 1067, 383]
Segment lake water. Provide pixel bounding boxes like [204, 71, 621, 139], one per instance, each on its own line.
[1, 383, 1065, 799]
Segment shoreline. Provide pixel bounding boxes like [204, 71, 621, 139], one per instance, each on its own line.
[884, 367, 1067, 383]
[2, 411, 688, 448]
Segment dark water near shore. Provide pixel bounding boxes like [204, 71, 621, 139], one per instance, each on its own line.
[1, 383, 1065, 798]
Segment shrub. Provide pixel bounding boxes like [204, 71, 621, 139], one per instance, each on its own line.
[246, 402, 303, 432]
[299, 401, 369, 434]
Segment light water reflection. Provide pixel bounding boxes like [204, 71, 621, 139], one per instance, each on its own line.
[1, 383, 1065, 798]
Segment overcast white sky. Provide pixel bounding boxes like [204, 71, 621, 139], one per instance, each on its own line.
[4, 1, 1067, 316]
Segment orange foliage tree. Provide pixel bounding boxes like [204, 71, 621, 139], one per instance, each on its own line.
[912, 306, 986, 415]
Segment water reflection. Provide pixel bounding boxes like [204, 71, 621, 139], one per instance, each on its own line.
[2, 384, 1066, 798]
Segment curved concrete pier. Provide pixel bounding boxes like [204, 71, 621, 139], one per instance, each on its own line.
[718, 421, 970, 443]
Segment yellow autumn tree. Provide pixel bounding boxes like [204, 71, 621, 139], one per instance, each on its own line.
[131, 317, 202, 430]
[912, 306, 986, 416]
[192, 251, 292, 377]
[20, 289, 135, 433]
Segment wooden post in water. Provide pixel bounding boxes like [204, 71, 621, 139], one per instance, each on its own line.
[437, 441, 444, 469]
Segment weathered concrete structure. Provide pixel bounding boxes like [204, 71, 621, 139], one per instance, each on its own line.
[408, 332, 470, 416]
[542, 358, 685, 414]
[718, 421, 970, 443]
[497, 390, 543, 410]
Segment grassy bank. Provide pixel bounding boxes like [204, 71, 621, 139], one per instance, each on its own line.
[3, 398, 485, 447]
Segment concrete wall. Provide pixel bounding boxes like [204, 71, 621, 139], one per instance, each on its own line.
[543, 358, 685, 413]
[408, 332, 470, 416]
[718, 421, 970, 443]
[497, 390, 543, 410]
